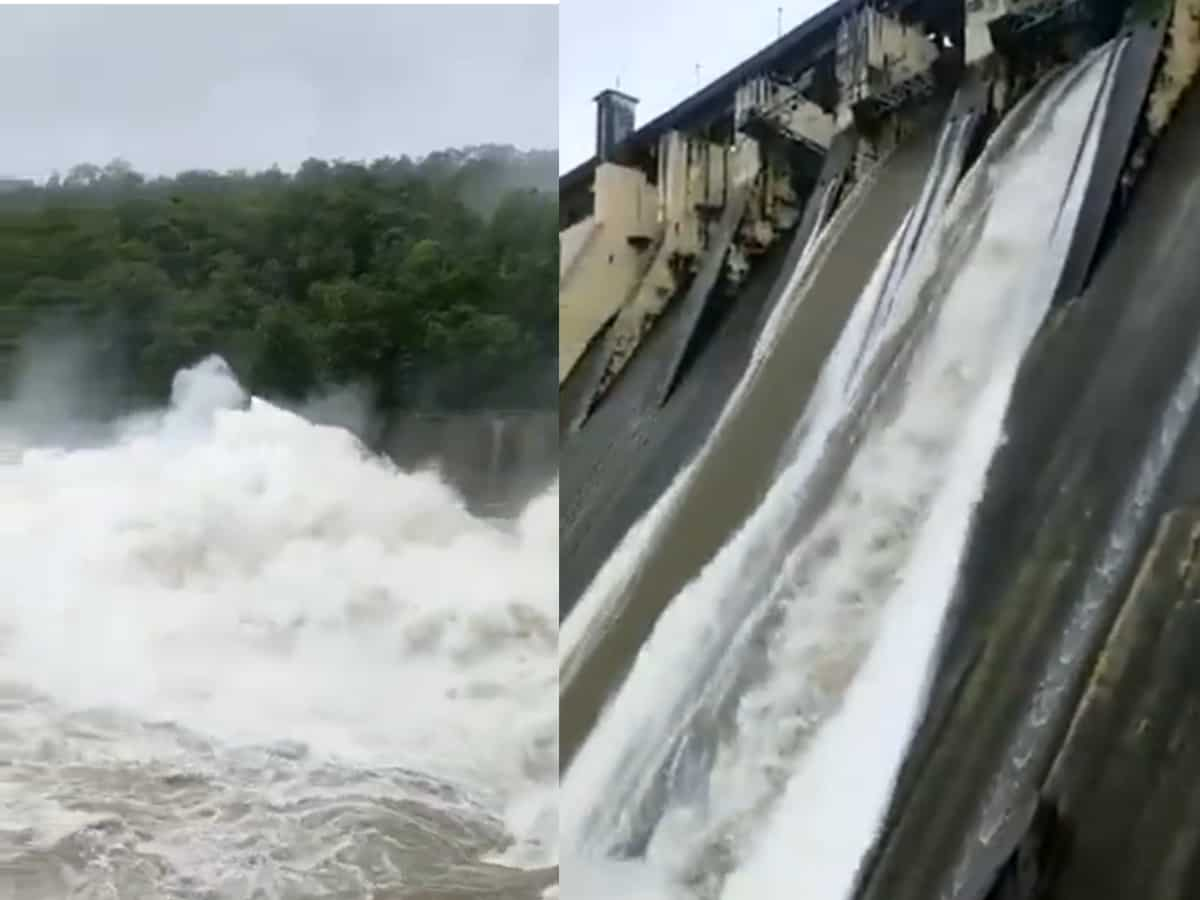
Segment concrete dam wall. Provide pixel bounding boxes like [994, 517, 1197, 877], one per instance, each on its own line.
[561, 0, 1200, 896]
[380, 410, 557, 516]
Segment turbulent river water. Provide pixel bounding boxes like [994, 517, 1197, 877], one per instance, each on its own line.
[562, 42, 1120, 900]
[0, 356, 558, 900]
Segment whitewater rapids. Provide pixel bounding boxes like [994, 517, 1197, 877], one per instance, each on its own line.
[0, 356, 557, 899]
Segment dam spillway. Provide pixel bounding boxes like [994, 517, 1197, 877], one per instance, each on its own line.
[560, 0, 1200, 897]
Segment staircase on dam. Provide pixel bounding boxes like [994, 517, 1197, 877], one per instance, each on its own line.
[560, 0, 1200, 897]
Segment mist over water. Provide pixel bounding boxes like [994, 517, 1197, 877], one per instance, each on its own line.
[0, 354, 557, 898]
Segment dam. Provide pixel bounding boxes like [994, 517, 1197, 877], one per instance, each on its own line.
[560, 0, 1200, 897]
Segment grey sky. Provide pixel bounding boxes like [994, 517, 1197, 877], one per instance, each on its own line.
[560, 0, 830, 172]
[0, 4, 557, 179]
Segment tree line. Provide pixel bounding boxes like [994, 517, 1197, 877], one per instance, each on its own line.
[0, 145, 557, 412]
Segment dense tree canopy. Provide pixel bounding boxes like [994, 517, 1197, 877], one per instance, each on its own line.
[0, 145, 557, 411]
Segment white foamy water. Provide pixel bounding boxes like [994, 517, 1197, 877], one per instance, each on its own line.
[560, 115, 914, 694]
[560, 460, 694, 688]
[0, 355, 557, 898]
[565, 43, 1119, 900]
[727, 47, 1118, 900]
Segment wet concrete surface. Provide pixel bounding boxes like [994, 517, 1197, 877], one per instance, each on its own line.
[853, 77, 1200, 900]
[1041, 505, 1200, 900]
[560, 114, 945, 768]
[559, 215, 791, 615]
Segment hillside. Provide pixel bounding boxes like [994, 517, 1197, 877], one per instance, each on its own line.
[0, 146, 558, 414]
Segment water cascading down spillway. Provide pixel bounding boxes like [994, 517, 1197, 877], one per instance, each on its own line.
[563, 35, 1128, 900]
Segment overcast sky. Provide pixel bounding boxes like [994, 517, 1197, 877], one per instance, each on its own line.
[0, 4, 557, 180]
[560, 0, 830, 172]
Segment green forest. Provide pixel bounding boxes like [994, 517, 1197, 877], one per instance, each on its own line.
[0, 145, 557, 412]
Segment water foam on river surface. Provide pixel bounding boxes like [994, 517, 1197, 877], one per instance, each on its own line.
[0, 355, 557, 898]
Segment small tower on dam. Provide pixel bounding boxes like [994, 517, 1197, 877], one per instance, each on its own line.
[594, 88, 639, 161]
